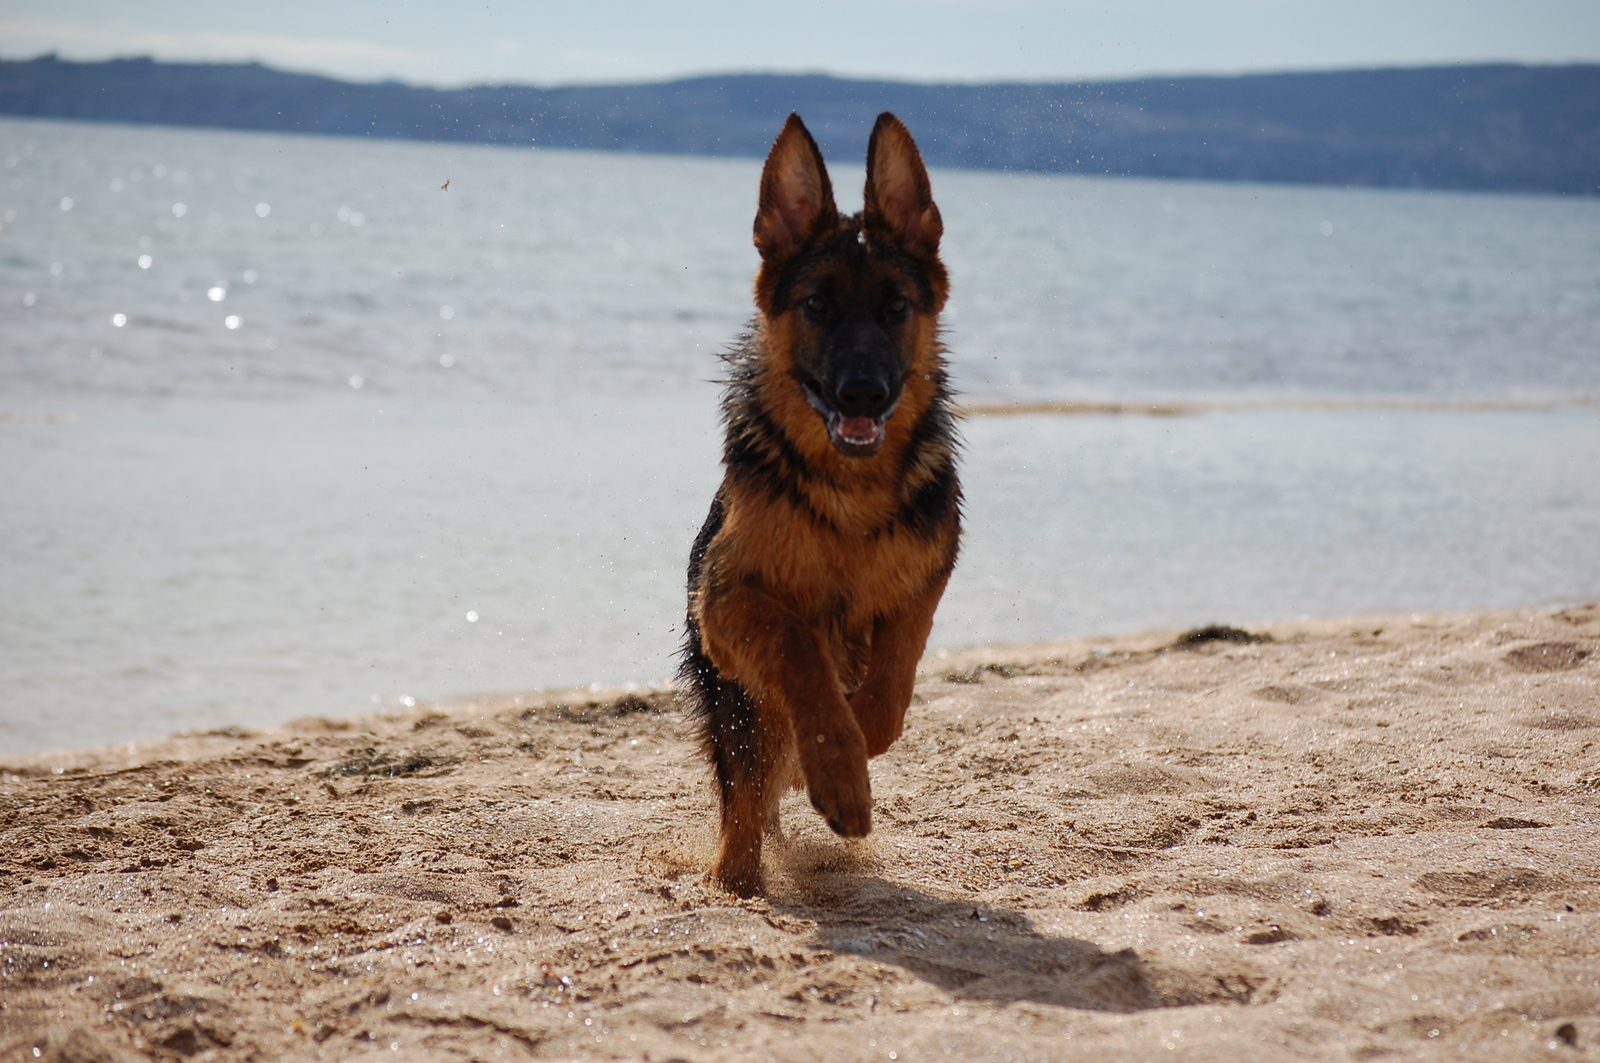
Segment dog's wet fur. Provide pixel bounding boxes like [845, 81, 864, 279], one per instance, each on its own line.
[679, 113, 961, 897]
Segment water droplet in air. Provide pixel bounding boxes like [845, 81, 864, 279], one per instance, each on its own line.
[152, 164, 167, 178]
[49, 262, 62, 275]
[207, 286, 226, 302]
[1319, 220, 1334, 236]
[1161, 197, 1177, 213]
[242, 269, 258, 283]
[439, 305, 454, 320]
[111, 313, 127, 327]
[337, 207, 352, 222]
[400, 696, 415, 708]
[138, 234, 151, 249]
[224, 315, 241, 330]
[171, 203, 187, 217]
[138, 254, 152, 269]
[3, 209, 16, 222]
[59, 197, 73, 211]
[255, 202, 271, 217]
[439, 353, 455, 368]
[22, 292, 36, 306]
[110, 178, 124, 192]
[309, 222, 323, 236]
[466, 611, 479, 623]
[348, 375, 363, 389]
[350, 212, 365, 227]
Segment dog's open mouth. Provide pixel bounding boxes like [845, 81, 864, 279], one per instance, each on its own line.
[802, 384, 894, 457]
[835, 414, 885, 448]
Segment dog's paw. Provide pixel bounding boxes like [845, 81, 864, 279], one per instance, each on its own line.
[711, 851, 765, 898]
[711, 865, 764, 899]
[802, 737, 873, 837]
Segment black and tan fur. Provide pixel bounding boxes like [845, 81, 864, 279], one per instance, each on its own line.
[679, 113, 961, 897]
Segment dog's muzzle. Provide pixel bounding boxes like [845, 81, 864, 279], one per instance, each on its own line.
[802, 382, 897, 458]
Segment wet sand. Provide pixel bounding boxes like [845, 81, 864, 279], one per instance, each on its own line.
[2, 606, 1597, 1062]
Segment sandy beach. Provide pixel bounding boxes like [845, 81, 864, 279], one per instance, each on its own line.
[2, 605, 1597, 1061]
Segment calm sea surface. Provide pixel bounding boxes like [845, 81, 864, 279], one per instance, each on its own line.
[3, 117, 1599, 753]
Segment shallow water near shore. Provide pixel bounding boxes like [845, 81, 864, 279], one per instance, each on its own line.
[3, 117, 1599, 753]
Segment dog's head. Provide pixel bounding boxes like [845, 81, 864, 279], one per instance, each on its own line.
[752, 113, 949, 460]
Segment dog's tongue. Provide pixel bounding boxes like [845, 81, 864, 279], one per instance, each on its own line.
[838, 416, 882, 445]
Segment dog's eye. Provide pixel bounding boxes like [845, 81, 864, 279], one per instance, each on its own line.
[887, 296, 909, 316]
[803, 295, 828, 317]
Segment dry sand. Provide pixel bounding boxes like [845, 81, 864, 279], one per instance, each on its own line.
[3, 606, 1598, 1062]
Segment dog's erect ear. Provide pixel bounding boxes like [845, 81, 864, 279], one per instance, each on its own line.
[863, 113, 941, 255]
[754, 114, 837, 261]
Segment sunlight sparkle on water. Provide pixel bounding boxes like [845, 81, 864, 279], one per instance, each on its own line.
[137, 255, 151, 269]
[224, 315, 241, 330]
[207, 286, 226, 302]
[466, 611, 479, 623]
[111, 313, 126, 327]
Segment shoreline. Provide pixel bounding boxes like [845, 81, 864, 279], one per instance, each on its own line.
[3, 605, 1597, 1061]
[957, 394, 1600, 417]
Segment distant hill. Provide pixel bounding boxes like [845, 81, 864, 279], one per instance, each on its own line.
[3, 55, 1597, 195]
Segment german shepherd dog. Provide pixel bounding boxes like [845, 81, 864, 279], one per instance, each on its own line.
[679, 113, 960, 897]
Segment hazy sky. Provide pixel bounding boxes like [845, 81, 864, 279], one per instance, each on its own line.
[3, 0, 1597, 86]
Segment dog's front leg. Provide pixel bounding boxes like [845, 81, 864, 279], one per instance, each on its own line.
[699, 585, 873, 841]
[849, 572, 950, 757]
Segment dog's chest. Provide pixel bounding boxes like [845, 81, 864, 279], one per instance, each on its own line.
[727, 486, 939, 624]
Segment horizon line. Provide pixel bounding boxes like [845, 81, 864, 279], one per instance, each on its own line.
[6, 50, 1596, 94]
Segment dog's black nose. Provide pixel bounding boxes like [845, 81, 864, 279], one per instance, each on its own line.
[834, 373, 890, 417]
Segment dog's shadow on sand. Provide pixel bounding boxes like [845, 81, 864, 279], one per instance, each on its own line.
[762, 845, 1266, 1012]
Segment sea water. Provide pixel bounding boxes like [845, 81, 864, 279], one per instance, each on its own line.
[3, 117, 1599, 753]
